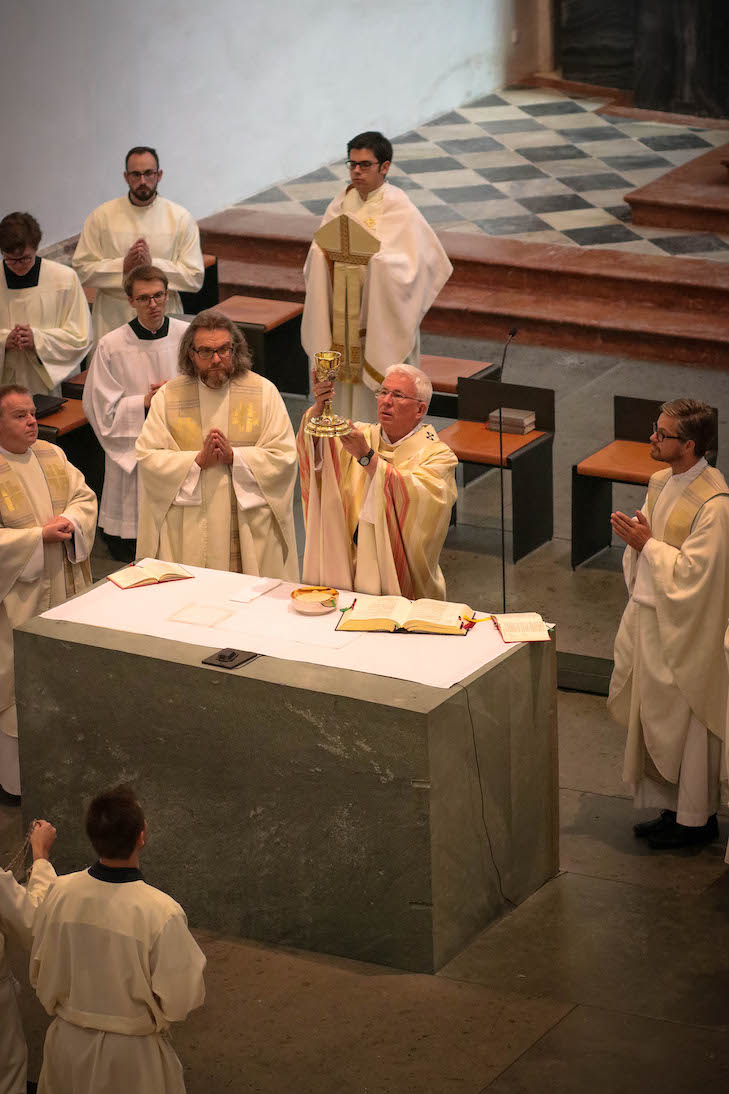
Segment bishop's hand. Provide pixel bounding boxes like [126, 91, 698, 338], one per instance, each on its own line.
[311, 368, 334, 418]
[340, 425, 371, 462]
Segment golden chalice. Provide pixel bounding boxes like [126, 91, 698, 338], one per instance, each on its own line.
[305, 351, 352, 437]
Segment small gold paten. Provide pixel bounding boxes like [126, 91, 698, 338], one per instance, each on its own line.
[291, 586, 340, 615]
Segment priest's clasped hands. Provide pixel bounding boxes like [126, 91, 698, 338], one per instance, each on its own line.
[195, 428, 234, 468]
[123, 236, 152, 274]
[5, 324, 35, 351]
[42, 516, 75, 543]
[610, 509, 652, 552]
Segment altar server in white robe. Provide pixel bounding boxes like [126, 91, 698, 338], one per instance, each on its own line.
[301, 131, 453, 422]
[31, 785, 206, 1094]
[136, 310, 298, 579]
[0, 385, 97, 804]
[0, 819, 56, 1094]
[298, 364, 457, 600]
[608, 399, 729, 849]
[83, 265, 186, 562]
[73, 146, 203, 343]
[0, 212, 91, 395]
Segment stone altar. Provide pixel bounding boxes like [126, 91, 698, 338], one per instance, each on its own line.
[15, 614, 558, 973]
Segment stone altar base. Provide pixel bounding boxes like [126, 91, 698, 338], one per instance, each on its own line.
[15, 617, 558, 973]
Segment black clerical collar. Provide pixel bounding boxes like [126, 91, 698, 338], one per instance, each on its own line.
[129, 316, 169, 341]
[4, 256, 41, 289]
[88, 862, 144, 884]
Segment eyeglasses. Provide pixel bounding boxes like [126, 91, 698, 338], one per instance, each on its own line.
[191, 344, 233, 361]
[127, 170, 159, 182]
[652, 422, 683, 442]
[2, 252, 35, 266]
[346, 160, 381, 171]
[133, 291, 167, 305]
[375, 387, 419, 403]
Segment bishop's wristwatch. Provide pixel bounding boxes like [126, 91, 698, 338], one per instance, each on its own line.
[358, 447, 375, 467]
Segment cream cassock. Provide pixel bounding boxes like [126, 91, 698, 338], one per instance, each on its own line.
[30, 865, 206, 1094]
[83, 317, 187, 539]
[72, 196, 203, 342]
[0, 258, 91, 394]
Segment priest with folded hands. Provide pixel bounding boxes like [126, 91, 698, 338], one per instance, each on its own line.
[297, 363, 457, 600]
[135, 310, 298, 579]
[0, 384, 97, 803]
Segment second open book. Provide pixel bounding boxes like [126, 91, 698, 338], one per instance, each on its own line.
[336, 596, 472, 635]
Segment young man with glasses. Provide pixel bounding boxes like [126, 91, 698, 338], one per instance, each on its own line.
[608, 399, 729, 849]
[302, 131, 452, 422]
[73, 146, 204, 343]
[0, 211, 91, 394]
[298, 363, 457, 600]
[135, 310, 298, 580]
[83, 265, 187, 562]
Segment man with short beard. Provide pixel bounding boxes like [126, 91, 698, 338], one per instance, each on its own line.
[135, 311, 299, 579]
[73, 146, 203, 343]
[609, 399, 729, 849]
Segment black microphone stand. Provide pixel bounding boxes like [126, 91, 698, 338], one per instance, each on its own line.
[497, 328, 518, 614]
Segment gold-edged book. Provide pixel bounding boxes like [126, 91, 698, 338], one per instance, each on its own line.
[336, 596, 473, 635]
[107, 560, 193, 590]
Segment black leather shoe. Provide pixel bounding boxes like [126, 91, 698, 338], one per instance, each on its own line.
[633, 810, 676, 838]
[647, 814, 719, 849]
[0, 785, 21, 807]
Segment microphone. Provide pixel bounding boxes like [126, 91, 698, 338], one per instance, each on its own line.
[496, 327, 517, 612]
[498, 327, 518, 382]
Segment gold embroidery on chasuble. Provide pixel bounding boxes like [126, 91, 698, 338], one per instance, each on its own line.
[0, 441, 89, 594]
[645, 466, 729, 549]
[165, 378, 263, 572]
[314, 214, 380, 384]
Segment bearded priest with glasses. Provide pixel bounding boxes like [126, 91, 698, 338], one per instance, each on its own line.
[73, 145, 204, 343]
[135, 310, 298, 580]
[297, 363, 457, 600]
[83, 265, 187, 562]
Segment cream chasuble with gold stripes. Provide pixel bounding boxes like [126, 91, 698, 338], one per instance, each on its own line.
[609, 462, 729, 784]
[0, 440, 96, 738]
[298, 411, 457, 601]
[135, 373, 298, 580]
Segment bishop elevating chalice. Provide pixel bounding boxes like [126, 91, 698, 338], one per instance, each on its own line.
[305, 350, 352, 437]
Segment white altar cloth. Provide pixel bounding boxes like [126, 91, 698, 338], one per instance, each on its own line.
[41, 565, 512, 689]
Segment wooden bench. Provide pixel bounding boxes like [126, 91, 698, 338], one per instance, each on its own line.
[83, 253, 219, 313]
[571, 395, 719, 567]
[439, 377, 555, 562]
[36, 398, 104, 499]
[420, 355, 498, 417]
[214, 294, 309, 395]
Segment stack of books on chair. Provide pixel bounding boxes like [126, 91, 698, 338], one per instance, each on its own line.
[487, 407, 535, 435]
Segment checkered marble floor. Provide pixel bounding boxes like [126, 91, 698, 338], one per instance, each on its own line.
[237, 86, 729, 261]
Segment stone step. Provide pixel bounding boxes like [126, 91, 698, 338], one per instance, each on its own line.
[626, 142, 729, 235]
[201, 209, 729, 367]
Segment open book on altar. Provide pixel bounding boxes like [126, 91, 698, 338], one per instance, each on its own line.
[493, 613, 550, 642]
[107, 559, 193, 590]
[336, 596, 473, 635]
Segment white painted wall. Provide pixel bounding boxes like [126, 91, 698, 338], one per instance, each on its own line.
[1, 0, 539, 245]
